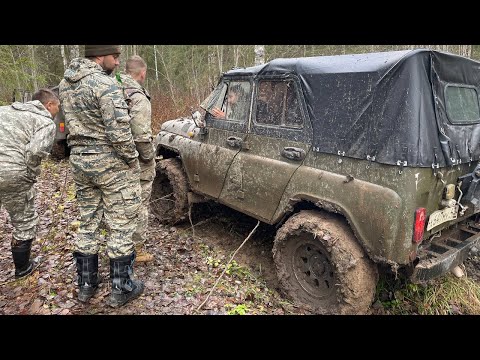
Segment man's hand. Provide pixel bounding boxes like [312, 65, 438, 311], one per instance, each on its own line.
[211, 107, 225, 119]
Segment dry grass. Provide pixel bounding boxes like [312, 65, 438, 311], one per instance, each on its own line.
[150, 91, 198, 134]
[418, 275, 480, 315]
[379, 273, 480, 315]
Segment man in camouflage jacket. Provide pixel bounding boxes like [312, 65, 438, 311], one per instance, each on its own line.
[0, 88, 59, 279]
[117, 55, 156, 263]
[59, 45, 144, 308]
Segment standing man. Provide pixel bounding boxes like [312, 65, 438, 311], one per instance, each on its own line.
[0, 88, 59, 279]
[59, 45, 144, 308]
[117, 55, 156, 263]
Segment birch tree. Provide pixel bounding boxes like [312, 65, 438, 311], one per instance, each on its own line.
[60, 45, 68, 70]
[29, 45, 38, 91]
[254, 45, 265, 66]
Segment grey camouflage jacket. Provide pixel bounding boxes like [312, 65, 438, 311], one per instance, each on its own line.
[118, 73, 155, 163]
[59, 58, 138, 164]
[0, 101, 55, 179]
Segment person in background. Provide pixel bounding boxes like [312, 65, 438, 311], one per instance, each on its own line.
[117, 55, 156, 263]
[59, 45, 144, 308]
[211, 84, 244, 119]
[0, 88, 59, 279]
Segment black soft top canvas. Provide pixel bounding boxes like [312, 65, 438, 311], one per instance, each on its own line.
[225, 49, 480, 168]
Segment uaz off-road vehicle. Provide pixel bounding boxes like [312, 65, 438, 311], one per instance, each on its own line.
[151, 49, 480, 314]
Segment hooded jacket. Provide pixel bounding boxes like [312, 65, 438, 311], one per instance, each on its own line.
[118, 73, 155, 163]
[58, 58, 138, 164]
[0, 100, 55, 181]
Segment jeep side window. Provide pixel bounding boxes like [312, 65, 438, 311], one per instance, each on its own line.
[223, 81, 251, 121]
[284, 81, 302, 127]
[207, 81, 251, 121]
[256, 80, 303, 128]
[445, 85, 480, 124]
[256, 81, 277, 125]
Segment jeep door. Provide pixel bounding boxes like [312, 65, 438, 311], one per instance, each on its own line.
[219, 77, 312, 222]
[193, 80, 252, 199]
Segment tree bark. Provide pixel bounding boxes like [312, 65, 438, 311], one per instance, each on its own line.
[254, 45, 265, 66]
[157, 46, 178, 109]
[216, 45, 223, 73]
[60, 45, 68, 70]
[71, 45, 80, 59]
[9, 46, 22, 91]
[29, 45, 38, 91]
[153, 45, 159, 81]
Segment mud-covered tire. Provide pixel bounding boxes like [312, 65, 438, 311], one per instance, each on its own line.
[150, 158, 188, 224]
[50, 140, 69, 160]
[273, 210, 378, 314]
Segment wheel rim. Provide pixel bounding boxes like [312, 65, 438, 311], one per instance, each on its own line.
[292, 241, 336, 299]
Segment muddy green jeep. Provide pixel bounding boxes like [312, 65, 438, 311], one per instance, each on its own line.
[152, 49, 480, 314]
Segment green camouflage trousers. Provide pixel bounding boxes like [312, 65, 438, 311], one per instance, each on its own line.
[133, 159, 156, 246]
[69, 153, 142, 258]
[0, 178, 37, 243]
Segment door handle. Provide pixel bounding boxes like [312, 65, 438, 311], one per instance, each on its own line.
[226, 136, 243, 148]
[281, 147, 306, 161]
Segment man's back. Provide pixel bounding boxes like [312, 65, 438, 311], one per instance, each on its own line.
[59, 58, 131, 154]
[118, 73, 152, 144]
[0, 101, 54, 173]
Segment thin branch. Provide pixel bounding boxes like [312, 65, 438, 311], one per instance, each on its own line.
[195, 220, 260, 313]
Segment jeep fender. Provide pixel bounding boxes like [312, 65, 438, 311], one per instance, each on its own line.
[273, 166, 407, 265]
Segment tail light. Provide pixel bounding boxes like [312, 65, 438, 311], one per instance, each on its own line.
[59, 122, 65, 132]
[413, 208, 426, 243]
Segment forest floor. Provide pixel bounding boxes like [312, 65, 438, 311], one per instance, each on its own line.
[0, 159, 479, 315]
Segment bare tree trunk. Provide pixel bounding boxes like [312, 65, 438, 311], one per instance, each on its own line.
[233, 45, 240, 68]
[153, 45, 159, 81]
[207, 45, 214, 89]
[191, 45, 201, 104]
[132, 45, 137, 55]
[254, 45, 265, 66]
[60, 45, 68, 70]
[157, 46, 178, 109]
[71, 45, 80, 58]
[29, 45, 38, 91]
[216, 45, 223, 74]
[9, 46, 22, 90]
[118, 45, 126, 73]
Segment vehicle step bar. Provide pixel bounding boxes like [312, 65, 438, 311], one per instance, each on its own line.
[412, 221, 480, 282]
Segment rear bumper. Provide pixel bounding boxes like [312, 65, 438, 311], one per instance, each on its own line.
[411, 220, 480, 283]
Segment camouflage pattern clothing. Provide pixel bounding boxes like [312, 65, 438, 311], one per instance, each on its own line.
[118, 74, 156, 246]
[0, 101, 56, 242]
[59, 58, 142, 258]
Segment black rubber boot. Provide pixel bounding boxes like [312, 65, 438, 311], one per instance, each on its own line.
[73, 252, 100, 302]
[12, 239, 34, 279]
[108, 252, 144, 308]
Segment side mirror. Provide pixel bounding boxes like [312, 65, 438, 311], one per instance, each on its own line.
[192, 110, 205, 128]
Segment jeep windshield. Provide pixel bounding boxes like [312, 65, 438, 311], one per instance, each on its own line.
[200, 82, 227, 114]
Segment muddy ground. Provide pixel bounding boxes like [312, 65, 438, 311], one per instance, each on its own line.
[0, 159, 479, 315]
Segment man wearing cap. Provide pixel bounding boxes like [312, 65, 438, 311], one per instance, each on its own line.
[59, 45, 144, 308]
[0, 88, 59, 279]
[117, 55, 156, 264]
